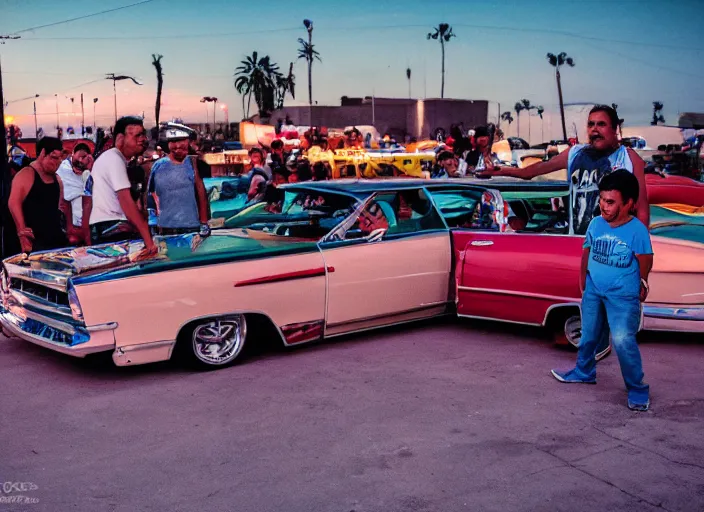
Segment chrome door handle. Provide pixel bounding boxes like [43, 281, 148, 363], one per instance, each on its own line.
[470, 240, 494, 247]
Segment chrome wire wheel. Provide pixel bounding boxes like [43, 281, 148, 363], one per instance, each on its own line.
[191, 315, 247, 366]
[563, 315, 582, 348]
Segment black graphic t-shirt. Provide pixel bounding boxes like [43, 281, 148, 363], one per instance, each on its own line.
[568, 144, 633, 235]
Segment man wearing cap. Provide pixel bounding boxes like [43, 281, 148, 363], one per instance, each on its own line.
[148, 128, 210, 236]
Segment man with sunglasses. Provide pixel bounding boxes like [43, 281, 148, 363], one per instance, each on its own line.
[478, 105, 649, 362]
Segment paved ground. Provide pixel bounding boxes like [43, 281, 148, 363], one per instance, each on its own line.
[1, 318, 703, 512]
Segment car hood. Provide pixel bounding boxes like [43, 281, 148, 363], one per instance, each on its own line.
[3, 230, 319, 287]
[650, 205, 704, 246]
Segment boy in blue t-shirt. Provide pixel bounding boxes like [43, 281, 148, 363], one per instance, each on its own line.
[552, 169, 653, 411]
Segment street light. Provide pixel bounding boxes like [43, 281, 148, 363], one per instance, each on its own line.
[220, 103, 229, 136]
[93, 98, 98, 131]
[106, 73, 143, 123]
[201, 96, 218, 131]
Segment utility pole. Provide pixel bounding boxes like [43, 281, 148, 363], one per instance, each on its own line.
[54, 94, 60, 136]
[80, 93, 85, 136]
[33, 100, 38, 136]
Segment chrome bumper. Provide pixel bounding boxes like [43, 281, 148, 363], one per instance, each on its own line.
[643, 305, 704, 333]
[0, 305, 116, 357]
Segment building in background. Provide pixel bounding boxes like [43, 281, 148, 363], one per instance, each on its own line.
[255, 97, 489, 139]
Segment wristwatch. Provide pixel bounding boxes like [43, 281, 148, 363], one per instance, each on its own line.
[199, 223, 211, 237]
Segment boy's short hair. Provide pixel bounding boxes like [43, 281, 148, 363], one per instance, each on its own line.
[599, 169, 639, 204]
[36, 136, 63, 156]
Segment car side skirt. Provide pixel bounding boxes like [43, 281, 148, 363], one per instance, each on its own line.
[324, 302, 451, 337]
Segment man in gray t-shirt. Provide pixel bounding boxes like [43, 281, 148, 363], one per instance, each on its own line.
[148, 128, 209, 235]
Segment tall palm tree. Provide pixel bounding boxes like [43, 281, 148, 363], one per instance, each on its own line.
[520, 98, 535, 143]
[514, 102, 524, 138]
[500, 111, 514, 133]
[546, 52, 575, 141]
[275, 62, 296, 110]
[611, 103, 624, 137]
[406, 67, 412, 99]
[427, 23, 456, 98]
[298, 19, 321, 126]
[536, 106, 545, 143]
[651, 101, 665, 126]
[151, 54, 164, 129]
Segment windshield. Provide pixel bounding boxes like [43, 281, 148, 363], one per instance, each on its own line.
[225, 188, 360, 241]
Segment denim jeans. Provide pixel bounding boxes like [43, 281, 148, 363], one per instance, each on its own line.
[577, 279, 649, 404]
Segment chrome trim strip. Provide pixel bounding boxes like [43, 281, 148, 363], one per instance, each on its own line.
[457, 285, 579, 303]
[116, 340, 175, 353]
[643, 305, 704, 322]
[9, 289, 73, 319]
[3, 262, 69, 291]
[0, 314, 113, 357]
[542, 302, 581, 326]
[87, 322, 119, 332]
[325, 301, 451, 329]
[457, 313, 541, 327]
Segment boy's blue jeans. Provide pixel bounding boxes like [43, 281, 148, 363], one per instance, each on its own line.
[577, 280, 649, 404]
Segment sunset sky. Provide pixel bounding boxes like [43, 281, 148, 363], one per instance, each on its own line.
[2, 0, 703, 142]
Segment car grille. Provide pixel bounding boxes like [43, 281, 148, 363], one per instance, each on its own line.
[9, 278, 69, 307]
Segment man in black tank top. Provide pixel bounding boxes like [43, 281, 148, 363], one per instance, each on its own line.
[8, 137, 68, 254]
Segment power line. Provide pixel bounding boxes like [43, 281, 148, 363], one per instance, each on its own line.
[15, 21, 703, 53]
[20, 26, 301, 41]
[10, 0, 155, 35]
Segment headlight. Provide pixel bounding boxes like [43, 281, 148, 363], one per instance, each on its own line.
[67, 281, 84, 323]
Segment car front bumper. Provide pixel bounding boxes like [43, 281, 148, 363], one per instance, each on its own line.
[0, 304, 116, 357]
[643, 304, 704, 333]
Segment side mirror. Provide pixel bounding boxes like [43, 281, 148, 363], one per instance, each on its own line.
[367, 228, 387, 242]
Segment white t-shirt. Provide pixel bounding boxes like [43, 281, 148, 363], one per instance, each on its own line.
[88, 148, 132, 224]
[57, 159, 88, 226]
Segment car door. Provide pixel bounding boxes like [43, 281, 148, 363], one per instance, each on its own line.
[431, 186, 583, 326]
[320, 189, 452, 336]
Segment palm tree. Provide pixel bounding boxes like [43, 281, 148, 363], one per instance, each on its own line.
[520, 98, 535, 143]
[427, 23, 456, 98]
[406, 67, 412, 99]
[275, 63, 296, 110]
[514, 102, 524, 138]
[234, 51, 284, 120]
[536, 106, 545, 143]
[500, 111, 514, 135]
[151, 54, 164, 129]
[611, 103, 624, 137]
[298, 19, 321, 126]
[546, 52, 575, 141]
[651, 101, 665, 126]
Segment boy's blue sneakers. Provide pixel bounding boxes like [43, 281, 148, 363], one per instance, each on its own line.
[627, 399, 650, 412]
[550, 368, 597, 384]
